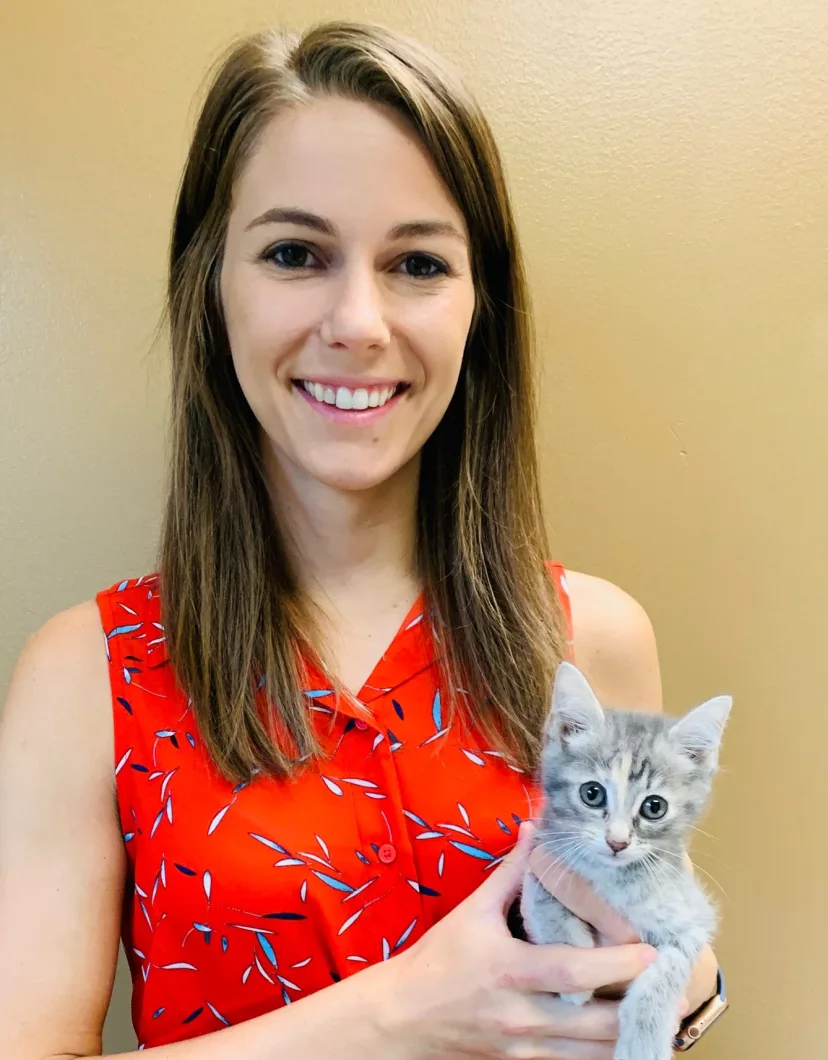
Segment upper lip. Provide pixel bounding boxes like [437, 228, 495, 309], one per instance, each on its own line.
[294, 377, 408, 390]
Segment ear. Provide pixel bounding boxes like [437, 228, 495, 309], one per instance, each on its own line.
[670, 695, 732, 762]
[547, 661, 605, 743]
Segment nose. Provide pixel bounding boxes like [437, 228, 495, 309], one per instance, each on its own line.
[319, 262, 391, 352]
[606, 837, 630, 854]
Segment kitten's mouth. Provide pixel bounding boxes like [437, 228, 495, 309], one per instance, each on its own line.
[601, 843, 639, 865]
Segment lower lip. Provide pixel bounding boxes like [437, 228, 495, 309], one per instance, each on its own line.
[293, 384, 406, 424]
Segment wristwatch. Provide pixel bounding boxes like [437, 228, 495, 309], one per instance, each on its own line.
[673, 967, 728, 1051]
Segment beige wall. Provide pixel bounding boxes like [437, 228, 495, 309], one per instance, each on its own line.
[2, 1, 826, 1055]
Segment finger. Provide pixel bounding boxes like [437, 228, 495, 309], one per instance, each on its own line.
[528, 849, 638, 945]
[519, 940, 657, 995]
[477, 819, 535, 911]
[526, 995, 620, 1041]
[521, 1037, 615, 1059]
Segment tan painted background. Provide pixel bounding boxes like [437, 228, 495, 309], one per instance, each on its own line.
[2, 1, 826, 1055]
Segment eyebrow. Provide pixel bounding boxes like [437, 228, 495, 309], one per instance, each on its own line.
[245, 207, 467, 244]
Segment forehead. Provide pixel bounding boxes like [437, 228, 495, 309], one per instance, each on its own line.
[229, 95, 468, 238]
[564, 715, 679, 780]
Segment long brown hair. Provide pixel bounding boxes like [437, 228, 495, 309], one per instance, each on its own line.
[160, 21, 567, 782]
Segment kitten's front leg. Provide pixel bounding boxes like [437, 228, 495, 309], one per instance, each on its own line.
[520, 868, 597, 1005]
[614, 941, 698, 1060]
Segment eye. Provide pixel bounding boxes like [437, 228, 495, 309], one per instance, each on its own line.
[262, 242, 321, 270]
[579, 782, 607, 808]
[398, 253, 449, 279]
[640, 795, 668, 820]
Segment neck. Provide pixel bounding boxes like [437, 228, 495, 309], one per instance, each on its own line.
[262, 444, 421, 606]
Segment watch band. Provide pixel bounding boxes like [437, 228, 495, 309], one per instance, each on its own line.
[673, 967, 728, 1051]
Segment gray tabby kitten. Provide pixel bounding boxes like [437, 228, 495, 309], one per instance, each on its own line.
[521, 662, 731, 1060]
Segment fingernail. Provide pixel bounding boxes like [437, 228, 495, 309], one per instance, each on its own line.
[642, 946, 659, 966]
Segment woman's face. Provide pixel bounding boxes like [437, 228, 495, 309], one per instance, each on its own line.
[220, 96, 476, 495]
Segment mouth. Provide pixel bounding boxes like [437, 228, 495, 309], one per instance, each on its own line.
[292, 379, 410, 412]
[602, 846, 638, 865]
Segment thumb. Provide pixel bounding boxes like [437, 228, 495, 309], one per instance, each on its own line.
[478, 819, 535, 909]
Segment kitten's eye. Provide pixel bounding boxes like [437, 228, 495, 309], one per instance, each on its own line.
[640, 795, 668, 820]
[579, 782, 607, 808]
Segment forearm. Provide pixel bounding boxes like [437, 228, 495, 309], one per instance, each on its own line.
[48, 958, 411, 1060]
[684, 942, 719, 1015]
[682, 854, 720, 1015]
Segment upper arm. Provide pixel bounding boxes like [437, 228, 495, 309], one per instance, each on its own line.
[0, 602, 125, 1060]
[565, 570, 663, 711]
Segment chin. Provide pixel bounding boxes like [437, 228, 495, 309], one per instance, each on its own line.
[306, 460, 404, 493]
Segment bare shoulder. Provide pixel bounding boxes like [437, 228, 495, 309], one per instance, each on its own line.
[1, 598, 116, 825]
[564, 570, 663, 712]
[0, 602, 124, 1056]
[3, 599, 112, 758]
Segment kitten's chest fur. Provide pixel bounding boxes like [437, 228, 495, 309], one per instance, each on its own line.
[560, 845, 716, 948]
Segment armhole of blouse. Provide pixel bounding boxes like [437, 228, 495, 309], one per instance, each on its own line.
[93, 589, 121, 774]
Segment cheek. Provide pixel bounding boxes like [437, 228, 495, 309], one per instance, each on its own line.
[410, 287, 475, 371]
[223, 269, 315, 369]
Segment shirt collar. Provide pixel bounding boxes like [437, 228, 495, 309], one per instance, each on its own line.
[300, 595, 441, 722]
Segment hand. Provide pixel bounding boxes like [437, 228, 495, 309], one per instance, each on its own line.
[528, 845, 718, 1021]
[384, 823, 658, 1059]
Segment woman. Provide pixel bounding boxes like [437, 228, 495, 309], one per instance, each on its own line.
[0, 21, 719, 1059]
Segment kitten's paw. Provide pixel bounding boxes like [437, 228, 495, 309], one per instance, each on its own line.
[559, 990, 594, 1006]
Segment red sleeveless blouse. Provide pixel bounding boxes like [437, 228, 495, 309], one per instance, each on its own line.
[96, 565, 572, 1048]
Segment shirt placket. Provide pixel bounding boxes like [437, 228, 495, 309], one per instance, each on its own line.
[302, 618, 439, 960]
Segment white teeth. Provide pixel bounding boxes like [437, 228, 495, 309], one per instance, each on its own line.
[300, 381, 401, 410]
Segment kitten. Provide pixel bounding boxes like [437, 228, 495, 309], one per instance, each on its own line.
[520, 662, 731, 1060]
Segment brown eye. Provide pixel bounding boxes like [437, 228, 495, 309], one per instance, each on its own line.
[263, 242, 320, 269]
[399, 253, 448, 278]
[640, 795, 668, 820]
[579, 782, 607, 808]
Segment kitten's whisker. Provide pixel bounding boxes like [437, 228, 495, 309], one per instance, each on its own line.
[534, 830, 587, 839]
[645, 844, 727, 897]
[640, 853, 670, 896]
[537, 831, 590, 842]
[536, 843, 591, 893]
[538, 839, 592, 864]
[689, 850, 729, 869]
[540, 836, 589, 850]
[640, 851, 685, 897]
[684, 859, 728, 899]
[640, 847, 678, 890]
[536, 836, 590, 854]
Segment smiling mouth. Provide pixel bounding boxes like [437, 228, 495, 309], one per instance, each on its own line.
[293, 380, 409, 411]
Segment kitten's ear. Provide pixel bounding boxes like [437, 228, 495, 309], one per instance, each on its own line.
[670, 695, 732, 762]
[547, 662, 605, 743]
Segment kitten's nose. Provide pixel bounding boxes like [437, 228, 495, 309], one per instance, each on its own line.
[606, 837, 630, 853]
